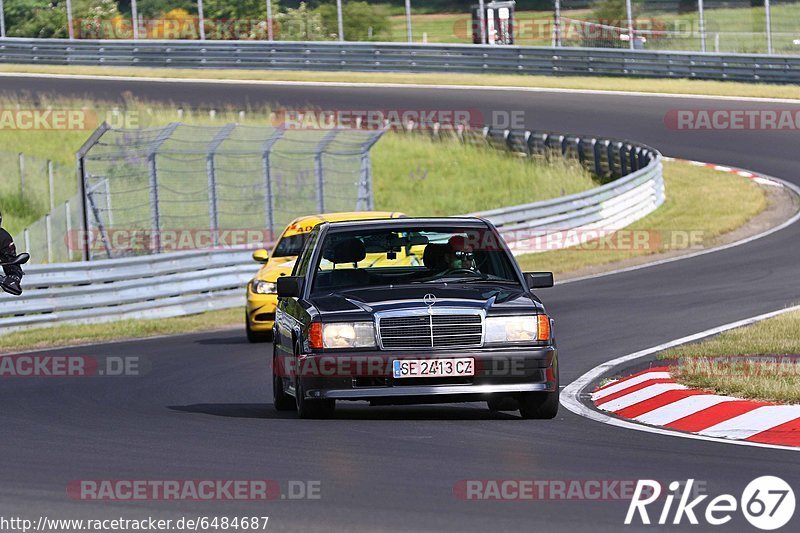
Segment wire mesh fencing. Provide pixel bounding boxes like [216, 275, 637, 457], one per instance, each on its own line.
[76, 123, 383, 261]
[0, 150, 80, 264]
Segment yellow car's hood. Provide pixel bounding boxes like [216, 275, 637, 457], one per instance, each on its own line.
[254, 256, 298, 282]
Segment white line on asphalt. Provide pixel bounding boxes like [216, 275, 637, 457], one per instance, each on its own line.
[2, 71, 800, 104]
[698, 406, 800, 440]
[591, 371, 671, 400]
[597, 383, 686, 412]
[561, 304, 800, 452]
[634, 395, 737, 426]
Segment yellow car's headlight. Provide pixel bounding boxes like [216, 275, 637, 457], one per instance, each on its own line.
[252, 280, 277, 294]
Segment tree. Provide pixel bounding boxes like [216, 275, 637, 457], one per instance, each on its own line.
[315, 1, 391, 41]
[275, 2, 328, 40]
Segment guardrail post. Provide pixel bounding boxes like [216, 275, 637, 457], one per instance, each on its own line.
[262, 128, 285, 241]
[606, 141, 616, 177]
[618, 142, 628, 176]
[314, 129, 339, 213]
[591, 138, 603, 176]
[576, 138, 585, 167]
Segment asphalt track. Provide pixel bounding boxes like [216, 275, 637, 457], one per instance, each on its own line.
[1, 76, 800, 531]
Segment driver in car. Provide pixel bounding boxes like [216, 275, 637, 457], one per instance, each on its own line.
[0, 209, 24, 296]
[443, 235, 476, 271]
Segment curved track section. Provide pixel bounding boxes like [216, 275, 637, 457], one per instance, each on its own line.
[2, 76, 800, 531]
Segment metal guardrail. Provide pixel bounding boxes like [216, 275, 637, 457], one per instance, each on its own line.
[0, 248, 257, 332]
[0, 127, 663, 333]
[0, 38, 798, 83]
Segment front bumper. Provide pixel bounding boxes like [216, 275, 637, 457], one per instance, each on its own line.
[288, 347, 557, 403]
[246, 290, 277, 331]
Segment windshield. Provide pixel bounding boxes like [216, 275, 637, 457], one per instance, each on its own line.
[273, 233, 311, 258]
[311, 226, 519, 293]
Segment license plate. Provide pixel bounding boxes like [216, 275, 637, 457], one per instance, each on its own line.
[392, 358, 475, 379]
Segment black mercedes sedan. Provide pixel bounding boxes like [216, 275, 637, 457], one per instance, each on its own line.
[271, 217, 558, 419]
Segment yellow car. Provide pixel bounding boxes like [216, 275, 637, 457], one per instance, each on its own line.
[246, 211, 407, 342]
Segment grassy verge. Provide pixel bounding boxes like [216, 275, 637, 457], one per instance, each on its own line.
[516, 161, 767, 274]
[0, 97, 596, 236]
[1, 64, 799, 100]
[659, 310, 800, 403]
[0, 308, 241, 354]
[372, 133, 593, 215]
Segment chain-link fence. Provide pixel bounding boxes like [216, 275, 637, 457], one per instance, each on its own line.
[553, 0, 800, 55]
[1, 1, 797, 56]
[72, 122, 383, 261]
[0, 151, 80, 264]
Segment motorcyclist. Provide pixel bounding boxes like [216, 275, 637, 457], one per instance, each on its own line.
[0, 209, 24, 296]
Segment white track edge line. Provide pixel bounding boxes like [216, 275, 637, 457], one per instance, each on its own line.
[561, 304, 800, 452]
[1, 71, 800, 104]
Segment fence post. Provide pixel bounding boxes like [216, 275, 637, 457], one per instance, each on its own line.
[147, 154, 162, 253]
[206, 124, 235, 248]
[48, 160, 55, 211]
[75, 122, 111, 261]
[314, 129, 339, 213]
[146, 123, 180, 254]
[65, 201, 73, 262]
[262, 128, 285, 241]
[45, 214, 52, 263]
[18, 152, 24, 196]
[24, 229, 30, 255]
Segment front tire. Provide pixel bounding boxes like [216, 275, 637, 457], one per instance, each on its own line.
[246, 314, 273, 343]
[293, 342, 335, 419]
[272, 349, 295, 411]
[518, 391, 559, 419]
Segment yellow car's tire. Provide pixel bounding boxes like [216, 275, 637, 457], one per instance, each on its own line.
[245, 314, 273, 343]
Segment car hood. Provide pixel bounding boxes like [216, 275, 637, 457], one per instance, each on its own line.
[254, 257, 297, 282]
[312, 283, 542, 315]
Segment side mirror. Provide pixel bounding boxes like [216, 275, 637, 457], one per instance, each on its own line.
[252, 249, 269, 263]
[1, 253, 30, 267]
[524, 271, 554, 289]
[277, 276, 304, 298]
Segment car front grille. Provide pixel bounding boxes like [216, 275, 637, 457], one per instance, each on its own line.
[377, 311, 483, 350]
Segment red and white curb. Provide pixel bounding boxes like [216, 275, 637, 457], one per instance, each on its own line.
[663, 156, 785, 188]
[593, 367, 800, 448]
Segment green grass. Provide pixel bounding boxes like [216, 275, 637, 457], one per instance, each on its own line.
[1, 65, 799, 101]
[516, 161, 767, 274]
[371, 133, 594, 215]
[0, 308, 241, 353]
[660, 310, 800, 403]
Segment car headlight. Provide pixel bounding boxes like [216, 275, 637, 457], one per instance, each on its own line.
[485, 315, 549, 344]
[252, 280, 277, 294]
[310, 322, 376, 349]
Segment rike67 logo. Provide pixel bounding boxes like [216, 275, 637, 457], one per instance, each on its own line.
[626, 477, 795, 530]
